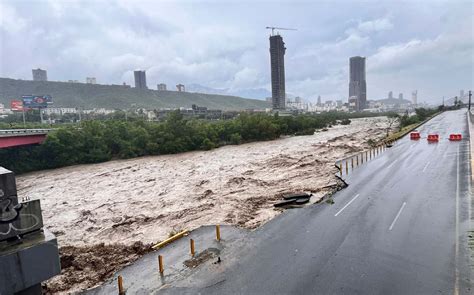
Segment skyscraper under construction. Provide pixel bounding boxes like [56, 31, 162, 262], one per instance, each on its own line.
[269, 34, 286, 110]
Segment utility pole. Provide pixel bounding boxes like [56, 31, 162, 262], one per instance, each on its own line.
[22, 108, 26, 128]
[469, 90, 472, 111]
[39, 108, 44, 124]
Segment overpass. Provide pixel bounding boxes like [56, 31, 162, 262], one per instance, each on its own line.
[0, 129, 50, 148]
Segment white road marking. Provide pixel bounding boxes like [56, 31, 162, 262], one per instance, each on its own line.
[422, 161, 431, 173]
[389, 202, 407, 231]
[334, 194, 360, 217]
[386, 159, 398, 169]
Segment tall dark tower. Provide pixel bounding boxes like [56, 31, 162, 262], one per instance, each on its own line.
[134, 70, 147, 89]
[269, 34, 286, 110]
[349, 56, 367, 111]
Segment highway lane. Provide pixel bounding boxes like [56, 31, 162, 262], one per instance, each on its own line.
[159, 109, 472, 294]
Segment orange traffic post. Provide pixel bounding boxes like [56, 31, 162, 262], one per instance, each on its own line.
[339, 163, 342, 176]
[361, 153, 364, 164]
[345, 161, 348, 175]
[118, 275, 124, 295]
[158, 255, 164, 274]
[190, 239, 195, 257]
[216, 225, 221, 242]
[356, 155, 359, 166]
[351, 157, 354, 169]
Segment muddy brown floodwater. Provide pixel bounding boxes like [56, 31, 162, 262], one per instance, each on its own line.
[16, 117, 391, 293]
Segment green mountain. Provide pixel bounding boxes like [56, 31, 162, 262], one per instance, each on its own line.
[0, 78, 269, 110]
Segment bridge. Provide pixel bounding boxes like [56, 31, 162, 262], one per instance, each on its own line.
[0, 129, 51, 148]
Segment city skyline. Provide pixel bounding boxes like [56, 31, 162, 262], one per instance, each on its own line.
[0, 0, 472, 104]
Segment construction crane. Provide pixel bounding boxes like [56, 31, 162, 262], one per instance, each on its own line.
[266, 26, 297, 36]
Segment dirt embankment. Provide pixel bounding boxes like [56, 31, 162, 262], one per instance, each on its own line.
[15, 117, 391, 293]
[43, 242, 153, 294]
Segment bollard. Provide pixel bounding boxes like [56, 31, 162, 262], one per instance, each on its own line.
[351, 157, 354, 169]
[361, 153, 364, 164]
[118, 275, 125, 295]
[158, 255, 164, 274]
[366, 151, 368, 161]
[339, 163, 342, 176]
[345, 161, 348, 174]
[356, 155, 359, 166]
[216, 225, 221, 242]
[190, 239, 195, 257]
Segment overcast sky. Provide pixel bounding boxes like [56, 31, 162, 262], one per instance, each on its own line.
[0, 0, 473, 104]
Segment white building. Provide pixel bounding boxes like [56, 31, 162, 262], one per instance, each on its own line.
[412, 90, 418, 105]
[86, 77, 97, 84]
[43, 108, 77, 115]
[157, 83, 167, 91]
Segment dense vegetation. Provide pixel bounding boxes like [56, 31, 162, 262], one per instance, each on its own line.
[397, 107, 439, 128]
[1, 111, 388, 174]
[0, 78, 269, 110]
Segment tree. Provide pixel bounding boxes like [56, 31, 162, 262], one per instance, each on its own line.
[386, 113, 400, 135]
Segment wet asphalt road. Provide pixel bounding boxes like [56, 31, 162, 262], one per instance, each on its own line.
[159, 110, 472, 295]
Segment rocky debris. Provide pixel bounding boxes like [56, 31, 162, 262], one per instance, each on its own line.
[43, 242, 152, 294]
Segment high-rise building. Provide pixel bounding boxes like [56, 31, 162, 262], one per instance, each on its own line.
[269, 34, 286, 110]
[317, 95, 322, 106]
[176, 84, 185, 92]
[348, 56, 366, 111]
[86, 77, 96, 84]
[32, 68, 47, 81]
[134, 70, 147, 89]
[399, 93, 403, 100]
[412, 90, 418, 105]
[388, 91, 393, 99]
[157, 83, 167, 91]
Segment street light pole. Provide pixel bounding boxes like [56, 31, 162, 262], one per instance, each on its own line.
[469, 90, 472, 111]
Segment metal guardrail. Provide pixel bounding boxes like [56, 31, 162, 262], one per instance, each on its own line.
[0, 129, 51, 135]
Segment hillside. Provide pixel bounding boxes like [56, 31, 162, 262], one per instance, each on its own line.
[0, 78, 269, 110]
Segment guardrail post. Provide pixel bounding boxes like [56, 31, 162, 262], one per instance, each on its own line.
[216, 225, 221, 242]
[118, 275, 125, 295]
[158, 255, 164, 274]
[190, 239, 195, 257]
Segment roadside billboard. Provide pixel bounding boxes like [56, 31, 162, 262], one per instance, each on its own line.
[21, 95, 53, 108]
[10, 100, 24, 111]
